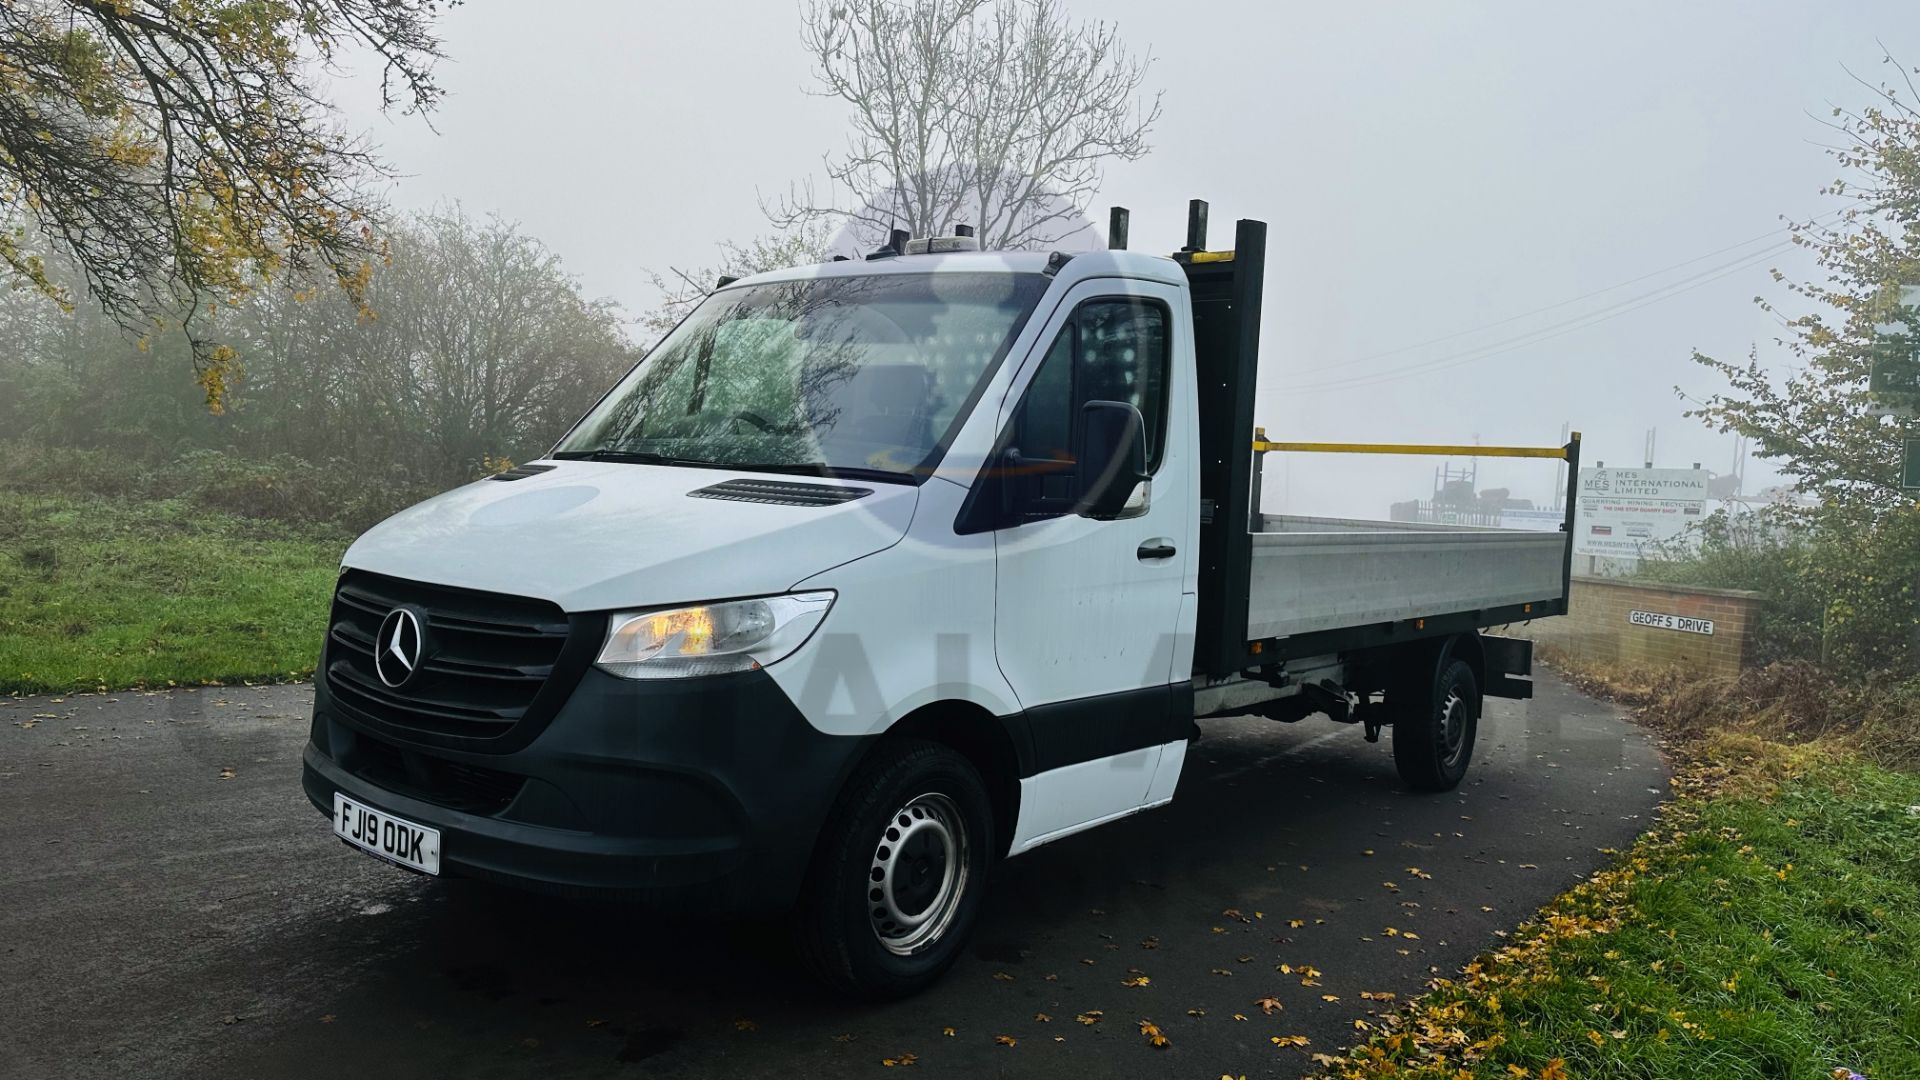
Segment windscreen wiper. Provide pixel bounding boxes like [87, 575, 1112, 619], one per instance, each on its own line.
[728, 461, 914, 485]
[553, 449, 721, 467]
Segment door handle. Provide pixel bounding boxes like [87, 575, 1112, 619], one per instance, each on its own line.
[1137, 539, 1177, 561]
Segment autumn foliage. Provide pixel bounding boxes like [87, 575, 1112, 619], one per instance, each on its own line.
[0, 0, 452, 408]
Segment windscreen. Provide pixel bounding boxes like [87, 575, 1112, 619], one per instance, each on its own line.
[557, 271, 1051, 480]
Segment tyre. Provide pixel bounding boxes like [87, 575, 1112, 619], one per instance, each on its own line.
[794, 739, 994, 1000]
[1391, 657, 1480, 792]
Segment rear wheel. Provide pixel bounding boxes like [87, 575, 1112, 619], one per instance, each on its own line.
[1391, 657, 1480, 791]
[794, 740, 993, 1000]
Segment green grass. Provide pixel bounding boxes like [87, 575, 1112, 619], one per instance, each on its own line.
[1324, 737, 1920, 1079]
[0, 491, 345, 695]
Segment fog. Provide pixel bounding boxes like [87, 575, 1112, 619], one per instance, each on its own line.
[328, 0, 1908, 517]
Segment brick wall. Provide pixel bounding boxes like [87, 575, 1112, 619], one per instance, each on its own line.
[1493, 576, 1764, 679]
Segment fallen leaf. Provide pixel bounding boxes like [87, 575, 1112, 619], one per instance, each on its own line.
[1186, 1007, 1205, 1017]
[941, 1027, 955, 1037]
[218, 767, 236, 780]
[1271, 1034, 1310, 1048]
[1320, 994, 1340, 1003]
[1210, 968, 1233, 976]
[319, 1014, 335, 1024]
[734, 1019, 757, 1031]
[1121, 975, 1150, 987]
[1034, 1013, 1051, 1023]
[1075, 1011, 1103, 1026]
[1232, 1013, 1248, 1021]
[1138, 1019, 1171, 1048]
[995, 1034, 1017, 1047]
[992, 971, 1015, 981]
[1288, 919, 1305, 928]
[881, 1051, 919, 1066]
[1254, 996, 1283, 1015]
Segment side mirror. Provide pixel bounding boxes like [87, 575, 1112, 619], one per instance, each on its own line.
[1076, 400, 1148, 520]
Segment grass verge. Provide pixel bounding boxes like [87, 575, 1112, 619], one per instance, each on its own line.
[0, 491, 345, 696]
[1317, 679, 1920, 1079]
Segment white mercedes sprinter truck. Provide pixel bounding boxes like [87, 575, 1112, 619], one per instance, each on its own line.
[304, 202, 1579, 999]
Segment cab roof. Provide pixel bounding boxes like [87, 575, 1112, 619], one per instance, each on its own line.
[721, 248, 1190, 292]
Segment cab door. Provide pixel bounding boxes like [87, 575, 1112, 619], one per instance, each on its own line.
[980, 279, 1197, 853]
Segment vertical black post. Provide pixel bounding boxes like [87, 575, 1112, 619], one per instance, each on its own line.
[1108, 207, 1130, 250]
[1184, 199, 1209, 252]
[1185, 216, 1266, 676]
[1558, 432, 1582, 615]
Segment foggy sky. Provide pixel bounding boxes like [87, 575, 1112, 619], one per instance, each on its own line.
[328, 1, 1910, 516]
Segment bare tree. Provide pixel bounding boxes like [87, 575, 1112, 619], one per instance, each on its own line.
[768, 0, 1160, 252]
[0, 208, 637, 486]
[640, 221, 840, 344]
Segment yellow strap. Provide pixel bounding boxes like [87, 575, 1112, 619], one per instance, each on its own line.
[1185, 250, 1235, 263]
[1253, 440, 1571, 460]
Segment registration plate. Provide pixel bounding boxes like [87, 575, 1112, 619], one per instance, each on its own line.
[333, 792, 441, 875]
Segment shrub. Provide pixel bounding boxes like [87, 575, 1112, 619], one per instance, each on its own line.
[0, 441, 455, 534]
[0, 441, 154, 499]
[1640, 505, 1920, 680]
[158, 450, 444, 533]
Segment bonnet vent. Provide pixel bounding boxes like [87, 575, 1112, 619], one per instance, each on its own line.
[688, 478, 872, 507]
[488, 464, 557, 481]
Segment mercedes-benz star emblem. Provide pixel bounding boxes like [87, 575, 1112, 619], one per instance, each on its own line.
[374, 608, 425, 688]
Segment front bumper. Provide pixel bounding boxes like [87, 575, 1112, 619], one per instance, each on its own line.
[302, 665, 873, 912]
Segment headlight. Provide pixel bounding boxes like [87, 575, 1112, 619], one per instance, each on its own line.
[595, 592, 835, 679]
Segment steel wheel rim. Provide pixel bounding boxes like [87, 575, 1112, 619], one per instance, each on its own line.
[867, 792, 969, 956]
[1440, 687, 1469, 766]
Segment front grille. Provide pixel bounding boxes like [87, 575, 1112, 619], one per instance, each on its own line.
[344, 732, 526, 815]
[325, 570, 587, 748]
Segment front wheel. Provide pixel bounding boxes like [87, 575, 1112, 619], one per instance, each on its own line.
[1391, 657, 1480, 792]
[794, 740, 994, 1000]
